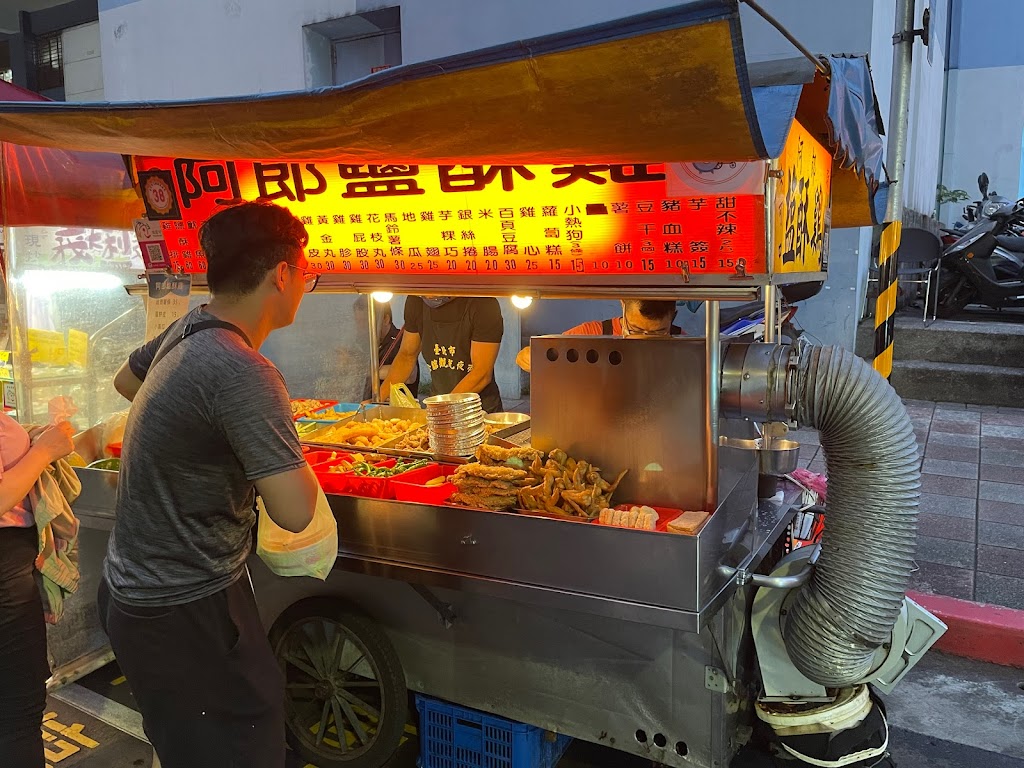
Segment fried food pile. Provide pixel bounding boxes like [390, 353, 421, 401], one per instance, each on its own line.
[315, 409, 357, 422]
[290, 399, 334, 419]
[313, 418, 417, 448]
[518, 448, 627, 519]
[393, 427, 431, 452]
[451, 463, 529, 510]
[450, 445, 626, 518]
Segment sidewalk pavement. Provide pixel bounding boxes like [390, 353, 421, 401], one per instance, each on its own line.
[794, 400, 1024, 611]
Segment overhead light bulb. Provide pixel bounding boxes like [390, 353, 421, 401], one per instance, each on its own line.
[17, 270, 123, 297]
[371, 291, 393, 303]
[511, 295, 533, 309]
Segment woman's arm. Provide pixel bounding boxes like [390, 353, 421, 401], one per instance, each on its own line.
[0, 423, 75, 515]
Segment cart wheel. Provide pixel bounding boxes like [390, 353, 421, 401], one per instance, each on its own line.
[269, 598, 407, 768]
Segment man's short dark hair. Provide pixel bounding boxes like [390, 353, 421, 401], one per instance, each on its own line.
[624, 299, 677, 321]
[200, 202, 309, 296]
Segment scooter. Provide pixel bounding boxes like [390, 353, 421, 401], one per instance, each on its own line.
[958, 172, 1015, 228]
[720, 282, 818, 343]
[936, 181, 1024, 318]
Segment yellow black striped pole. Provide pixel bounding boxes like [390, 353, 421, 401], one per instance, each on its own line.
[873, 220, 902, 379]
[873, 0, 916, 380]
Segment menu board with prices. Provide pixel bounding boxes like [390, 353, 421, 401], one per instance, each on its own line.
[134, 159, 769, 281]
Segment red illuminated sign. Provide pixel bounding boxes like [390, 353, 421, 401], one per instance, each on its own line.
[133, 159, 766, 278]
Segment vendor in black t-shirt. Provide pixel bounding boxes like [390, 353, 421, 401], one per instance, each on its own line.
[354, 295, 420, 401]
[381, 296, 504, 412]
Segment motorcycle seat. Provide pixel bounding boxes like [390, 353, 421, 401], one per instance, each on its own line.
[996, 235, 1024, 253]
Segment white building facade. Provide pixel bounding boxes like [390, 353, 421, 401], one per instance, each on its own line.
[94, 0, 949, 368]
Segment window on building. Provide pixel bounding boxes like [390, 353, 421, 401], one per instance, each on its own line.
[304, 7, 401, 88]
[33, 31, 63, 91]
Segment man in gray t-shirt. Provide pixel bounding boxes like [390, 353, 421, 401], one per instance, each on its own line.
[98, 202, 321, 768]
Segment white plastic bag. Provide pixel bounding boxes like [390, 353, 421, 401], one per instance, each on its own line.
[256, 487, 338, 580]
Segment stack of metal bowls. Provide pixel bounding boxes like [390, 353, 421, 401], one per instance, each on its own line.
[424, 392, 485, 457]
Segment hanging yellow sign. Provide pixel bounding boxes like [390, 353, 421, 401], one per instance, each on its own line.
[67, 329, 89, 369]
[27, 329, 68, 366]
[771, 120, 832, 274]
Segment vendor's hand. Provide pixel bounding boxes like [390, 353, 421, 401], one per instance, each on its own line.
[35, 422, 75, 463]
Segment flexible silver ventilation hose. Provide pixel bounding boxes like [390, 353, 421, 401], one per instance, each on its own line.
[783, 345, 920, 685]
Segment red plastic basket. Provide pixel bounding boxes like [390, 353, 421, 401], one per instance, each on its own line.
[311, 454, 368, 495]
[317, 459, 437, 499]
[305, 450, 346, 467]
[392, 464, 457, 504]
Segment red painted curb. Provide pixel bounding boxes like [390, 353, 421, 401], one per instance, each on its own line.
[909, 590, 1024, 669]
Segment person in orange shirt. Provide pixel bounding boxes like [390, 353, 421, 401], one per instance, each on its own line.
[516, 299, 681, 372]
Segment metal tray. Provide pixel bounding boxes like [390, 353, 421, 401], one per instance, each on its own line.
[302, 407, 427, 451]
[491, 418, 531, 440]
[375, 428, 517, 464]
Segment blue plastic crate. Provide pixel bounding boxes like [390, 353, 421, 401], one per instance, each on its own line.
[416, 695, 572, 768]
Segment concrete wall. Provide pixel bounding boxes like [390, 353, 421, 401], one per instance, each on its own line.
[62, 20, 103, 100]
[942, 66, 1024, 218]
[940, 0, 1024, 222]
[99, 0, 883, 100]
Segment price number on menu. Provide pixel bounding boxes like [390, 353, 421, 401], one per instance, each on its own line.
[310, 252, 749, 276]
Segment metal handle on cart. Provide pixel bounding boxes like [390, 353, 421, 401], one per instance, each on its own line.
[722, 543, 820, 589]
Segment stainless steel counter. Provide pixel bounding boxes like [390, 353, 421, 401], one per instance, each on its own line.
[73, 447, 795, 633]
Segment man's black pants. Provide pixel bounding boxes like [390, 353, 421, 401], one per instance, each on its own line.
[98, 572, 285, 768]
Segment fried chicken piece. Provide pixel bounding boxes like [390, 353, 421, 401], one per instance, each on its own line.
[476, 444, 542, 466]
[455, 465, 528, 482]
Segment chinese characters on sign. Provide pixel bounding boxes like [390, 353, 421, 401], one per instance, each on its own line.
[12, 227, 143, 272]
[772, 120, 832, 274]
[146, 273, 192, 342]
[134, 158, 767, 278]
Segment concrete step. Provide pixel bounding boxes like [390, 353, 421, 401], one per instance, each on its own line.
[856, 318, 1024, 369]
[888, 359, 1024, 407]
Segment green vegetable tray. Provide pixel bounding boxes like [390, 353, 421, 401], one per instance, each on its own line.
[314, 455, 435, 499]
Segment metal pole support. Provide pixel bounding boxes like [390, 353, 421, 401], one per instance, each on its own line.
[872, 0, 917, 379]
[367, 296, 382, 403]
[706, 301, 721, 512]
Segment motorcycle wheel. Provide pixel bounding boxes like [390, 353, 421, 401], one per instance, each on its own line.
[935, 269, 978, 319]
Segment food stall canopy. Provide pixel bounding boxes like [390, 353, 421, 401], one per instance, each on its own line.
[0, 81, 137, 229]
[0, 0, 886, 229]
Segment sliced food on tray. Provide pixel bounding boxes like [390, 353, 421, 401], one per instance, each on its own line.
[598, 506, 658, 530]
[311, 418, 417, 448]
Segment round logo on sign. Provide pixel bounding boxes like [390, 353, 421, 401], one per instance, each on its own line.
[144, 176, 175, 215]
[678, 162, 745, 186]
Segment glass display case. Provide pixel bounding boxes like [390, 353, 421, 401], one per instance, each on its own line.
[5, 225, 146, 430]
